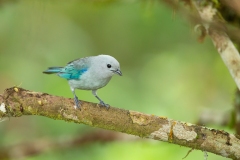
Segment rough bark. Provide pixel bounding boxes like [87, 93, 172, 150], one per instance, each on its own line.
[192, 0, 240, 91]
[0, 87, 240, 159]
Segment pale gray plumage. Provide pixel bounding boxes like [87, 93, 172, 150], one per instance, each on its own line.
[43, 55, 122, 109]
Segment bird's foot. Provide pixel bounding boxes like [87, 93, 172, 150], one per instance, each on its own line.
[99, 101, 109, 109]
[74, 96, 81, 110]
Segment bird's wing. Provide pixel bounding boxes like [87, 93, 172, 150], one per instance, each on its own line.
[58, 57, 90, 80]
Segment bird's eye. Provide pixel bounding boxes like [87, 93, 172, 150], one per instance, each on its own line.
[107, 64, 111, 68]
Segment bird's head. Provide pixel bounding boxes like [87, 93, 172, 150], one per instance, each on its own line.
[96, 55, 122, 77]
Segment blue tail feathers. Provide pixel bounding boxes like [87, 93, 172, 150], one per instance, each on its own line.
[43, 65, 88, 80]
[43, 67, 63, 74]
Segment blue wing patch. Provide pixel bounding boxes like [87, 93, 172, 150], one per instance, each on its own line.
[58, 64, 88, 80]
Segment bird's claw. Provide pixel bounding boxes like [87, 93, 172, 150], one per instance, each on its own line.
[74, 96, 81, 109]
[99, 101, 109, 109]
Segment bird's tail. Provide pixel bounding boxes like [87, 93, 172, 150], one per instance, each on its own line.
[43, 67, 63, 74]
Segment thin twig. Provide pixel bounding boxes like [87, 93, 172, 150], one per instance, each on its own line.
[182, 148, 194, 159]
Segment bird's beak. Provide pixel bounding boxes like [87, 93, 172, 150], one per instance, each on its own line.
[113, 69, 122, 76]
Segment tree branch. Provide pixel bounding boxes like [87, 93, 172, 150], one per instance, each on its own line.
[0, 87, 240, 159]
[192, 0, 240, 91]
[162, 0, 240, 90]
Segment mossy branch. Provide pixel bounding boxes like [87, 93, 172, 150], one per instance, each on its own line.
[0, 87, 240, 159]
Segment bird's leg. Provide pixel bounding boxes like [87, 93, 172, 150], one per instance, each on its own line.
[92, 90, 109, 108]
[71, 87, 81, 109]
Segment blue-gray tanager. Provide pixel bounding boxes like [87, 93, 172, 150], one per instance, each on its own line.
[43, 55, 122, 109]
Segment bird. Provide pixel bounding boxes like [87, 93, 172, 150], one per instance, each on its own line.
[43, 55, 122, 109]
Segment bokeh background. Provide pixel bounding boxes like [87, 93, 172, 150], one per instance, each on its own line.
[0, 0, 236, 159]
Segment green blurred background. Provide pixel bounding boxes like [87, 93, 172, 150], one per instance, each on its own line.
[0, 0, 236, 159]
